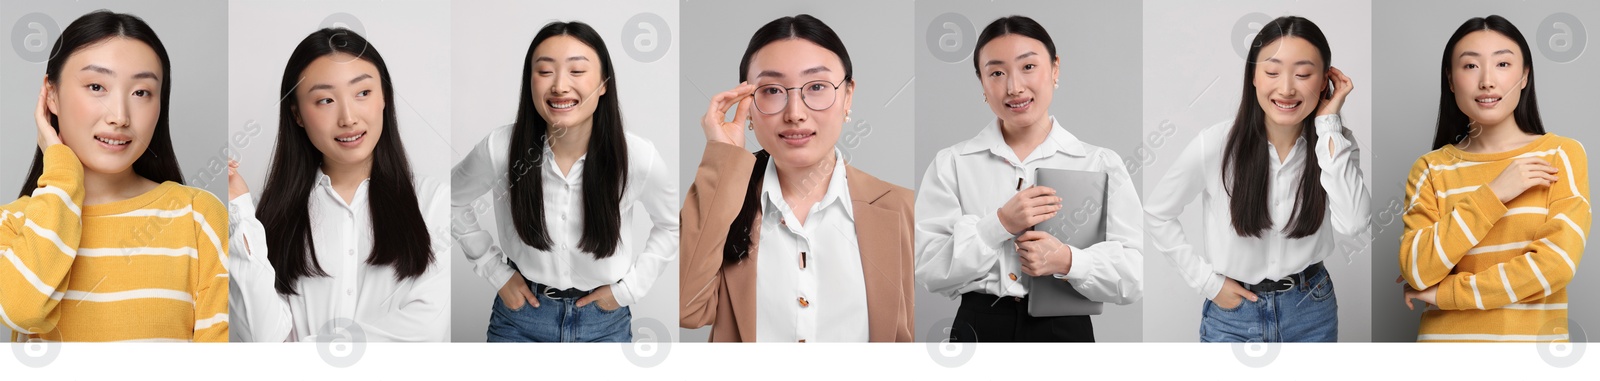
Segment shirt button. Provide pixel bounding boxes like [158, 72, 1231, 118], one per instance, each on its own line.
[346, 289, 353, 296]
[1009, 273, 1018, 281]
[347, 249, 354, 256]
[797, 297, 810, 308]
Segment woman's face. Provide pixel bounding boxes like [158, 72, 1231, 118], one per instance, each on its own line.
[294, 53, 385, 169]
[1450, 30, 1527, 129]
[531, 35, 607, 131]
[47, 37, 163, 176]
[977, 34, 1057, 130]
[746, 38, 853, 171]
[1252, 36, 1326, 130]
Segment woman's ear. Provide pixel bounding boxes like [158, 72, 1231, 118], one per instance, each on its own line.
[43, 76, 59, 116]
[291, 105, 304, 128]
[840, 79, 856, 111]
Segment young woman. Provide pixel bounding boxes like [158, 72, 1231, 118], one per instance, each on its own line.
[2, 10, 227, 342]
[679, 14, 915, 342]
[227, 28, 449, 342]
[1398, 15, 1588, 342]
[915, 15, 1143, 342]
[451, 21, 677, 343]
[1144, 16, 1368, 342]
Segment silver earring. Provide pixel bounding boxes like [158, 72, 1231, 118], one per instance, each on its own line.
[746, 118, 753, 131]
[844, 109, 852, 123]
[1054, 81, 1060, 89]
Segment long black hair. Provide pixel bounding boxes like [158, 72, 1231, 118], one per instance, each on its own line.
[18, 10, 182, 198]
[971, 15, 1057, 78]
[506, 21, 630, 260]
[1431, 15, 1544, 150]
[1221, 16, 1330, 239]
[724, 14, 853, 263]
[256, 28, 432, 295]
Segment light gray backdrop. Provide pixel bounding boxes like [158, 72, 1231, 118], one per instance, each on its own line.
[678, 0, 917, 342]
[227, 0, 455, 338]
[1141, 0, 1374, 342]
[1371, 0, 1599, 342]
[449, 0, 681, 343]
[911, 0, 1145, 342]
[0, 0, 229, 339]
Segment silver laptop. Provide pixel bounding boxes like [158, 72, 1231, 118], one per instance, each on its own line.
[1027, 168, 1107, 317]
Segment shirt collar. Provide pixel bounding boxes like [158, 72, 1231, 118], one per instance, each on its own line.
[957, 116, 1088, 161]
[761, 147, 854, 220]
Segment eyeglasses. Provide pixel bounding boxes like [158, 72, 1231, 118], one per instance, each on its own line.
[751, 78, 846, 115]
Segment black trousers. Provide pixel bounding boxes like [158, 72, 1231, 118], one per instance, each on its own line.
[949, 292, 1095, 342]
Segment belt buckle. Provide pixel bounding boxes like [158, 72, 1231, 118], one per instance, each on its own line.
[1278, 277, 1296, 292]
[542, 286, 561, 299]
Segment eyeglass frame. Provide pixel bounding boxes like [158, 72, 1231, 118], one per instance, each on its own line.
[748, 77, 850, 115]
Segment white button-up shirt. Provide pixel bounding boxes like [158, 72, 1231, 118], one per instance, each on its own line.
[228, 171, 451, 342]
[451, 126, 678, 307]
[755, 148, 869, 342]
[916, 116, 1144, 304]
[1144, 115, 1370, 300]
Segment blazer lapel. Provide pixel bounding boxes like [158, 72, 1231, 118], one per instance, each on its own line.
[847, 167, 906, 342]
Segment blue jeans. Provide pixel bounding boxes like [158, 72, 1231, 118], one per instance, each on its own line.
[486, 291, 633, 342]
[1200, 264, 1338, 342]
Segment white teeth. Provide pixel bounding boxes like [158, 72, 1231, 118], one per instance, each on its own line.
[549, 100, 577, 109]
[781, 132, 812, 139]
[1478, 97, 1500, 103]
[94, 137, 129, 145]
[1007, 99, 1032, 108]
[1273, 100, 1300, 109]
[336, 132, 364, 142]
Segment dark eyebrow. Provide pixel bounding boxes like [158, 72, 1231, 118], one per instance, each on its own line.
[1264, 57, 1317, 66]
[535, 55, 591, 63]
[800, 66, 830, 76]
[307, 73, 373, 92]
[81, 65, 162, 82]
[983, 51, 1040, 67]
[1459, 49, 1517, 59]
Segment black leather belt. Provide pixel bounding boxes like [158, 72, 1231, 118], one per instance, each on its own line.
[1240, 262, 1323, 293]
[528, 279, 590, 299]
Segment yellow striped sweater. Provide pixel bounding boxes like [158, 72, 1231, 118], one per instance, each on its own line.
[1, 144, 228, 342]
[1400, 133, 1589, 342]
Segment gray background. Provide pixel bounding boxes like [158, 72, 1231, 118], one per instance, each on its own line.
[1371, 0, 1599, 342]
[1, 0, 229, 205]
[1141, 0, 1374, 342]
[678, 0, 916, 342]
[911, 0, 1144, 342]
[0, 0, 229, 339]
[449, 0, 681, 343]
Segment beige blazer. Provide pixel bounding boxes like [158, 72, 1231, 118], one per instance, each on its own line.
[679, 142, 915, 342]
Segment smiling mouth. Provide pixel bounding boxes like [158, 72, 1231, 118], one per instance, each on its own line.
[780, 131, 817, 140]
[94, 136, 130, 146]
[1006, 98, 1033, 110]
[1476, 95, 1502, 105]
[1272, 99, 1302, 111]
[335, 131, 366, 143]
[548, 99, 578, 110]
